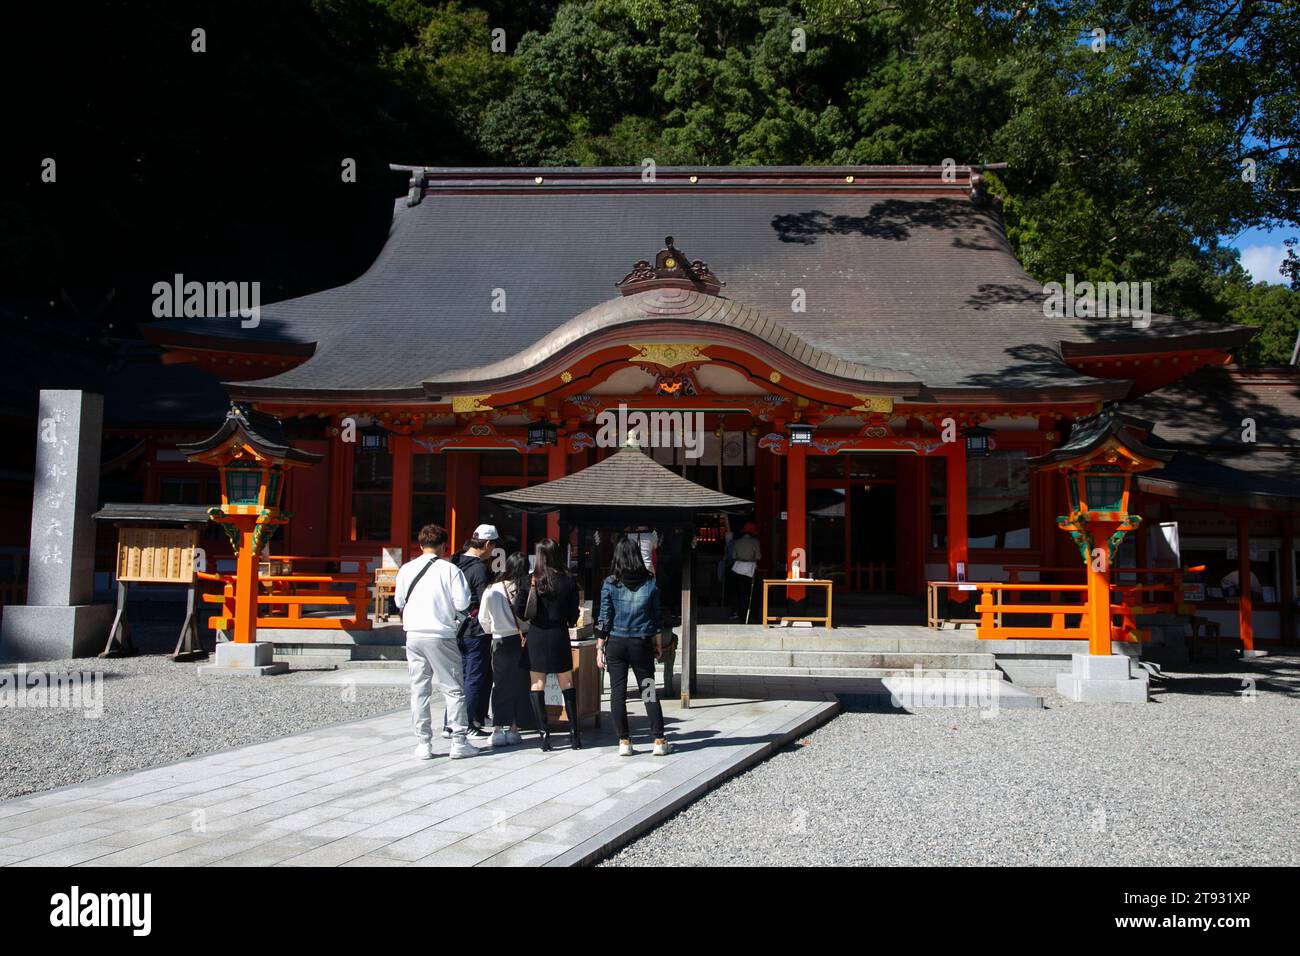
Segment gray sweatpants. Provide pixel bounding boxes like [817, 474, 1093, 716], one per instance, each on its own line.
[406, 635, 467, 743]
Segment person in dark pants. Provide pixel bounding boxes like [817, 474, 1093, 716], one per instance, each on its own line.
[478, 551, 533, 745]
[446, 525, 497, 740]
[597, 537, 669, 757]
[658, 525, 685, 617]
[728, 521, 762, 623]
[522, 538, 583, 751]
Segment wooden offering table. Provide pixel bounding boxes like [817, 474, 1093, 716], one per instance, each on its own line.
[373, 566, 398, 623]
[926, 581, 984, 629]
[761, 578, 833, 629]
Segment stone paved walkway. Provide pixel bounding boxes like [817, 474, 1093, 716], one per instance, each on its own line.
[0, 691, 835, 867]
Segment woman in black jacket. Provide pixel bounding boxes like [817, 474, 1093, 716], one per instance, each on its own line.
[523, 538, 582, 751]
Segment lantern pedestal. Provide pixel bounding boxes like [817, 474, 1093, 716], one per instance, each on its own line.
[197, 641, 287, 677]
[1056, 652, 1148, 703]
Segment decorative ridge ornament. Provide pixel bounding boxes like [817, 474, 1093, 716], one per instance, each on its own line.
[628, 343, 712, 369]
[617, 236, 724, 296]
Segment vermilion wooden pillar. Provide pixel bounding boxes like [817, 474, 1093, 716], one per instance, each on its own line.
[786, 444, 807, 601]
[329, 437, 351, 549]
[231, 518, 260, 643]
[1237, 514, 1254, 652]
[446, 453, 479, 548]
[1282, 520, 1296, 645]
[389, 435, 412, 559]
[945, 440, 969, 582]
[756, 440, 775, 568]
[1085, 536, 1114, 655]
[546, 444, 566, 541]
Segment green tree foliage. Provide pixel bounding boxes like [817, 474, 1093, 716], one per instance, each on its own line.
[2, 0, 1295, 363]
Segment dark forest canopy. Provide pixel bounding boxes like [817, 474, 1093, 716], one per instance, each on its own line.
[0, 0, 1296, 372]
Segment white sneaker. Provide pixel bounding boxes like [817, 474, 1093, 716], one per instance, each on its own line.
[490, 729, 510, 748]
[448, 737, 477, 759]
[505, 729, 524, 746]
[618, 740, 634, 757]
[413, 742, 434, 760]
[440, 728, 452, 740]
[653, 739, 672, 757]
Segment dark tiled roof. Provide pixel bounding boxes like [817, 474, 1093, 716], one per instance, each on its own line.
[144, 170, 1248, 398]
[488, 447, 750, 522]
[177, 403, 322, 464]
[1138, 449, 1300, 511]
[93, 503, 214, 525]
[1119, 366, 1300, 508]
[1123, 366, 1300, 448]
[1030, 406, 1173, 468]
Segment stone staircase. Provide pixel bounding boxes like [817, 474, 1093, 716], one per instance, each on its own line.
[694, 631, 1003, 680]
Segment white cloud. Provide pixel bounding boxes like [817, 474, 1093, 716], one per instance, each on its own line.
[1239, 244, 1288, 284]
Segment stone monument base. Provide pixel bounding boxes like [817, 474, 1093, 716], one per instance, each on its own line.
[1055, 652, 1149, 704]
[0, 604, 114, 661]
[197, 640, 288, 677]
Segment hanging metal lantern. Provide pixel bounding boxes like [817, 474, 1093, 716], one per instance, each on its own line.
[963, 424, 994, 458]
[358, 422, 389, 454]
[527, 419, 558, 446]
[788, 423, 814, 445]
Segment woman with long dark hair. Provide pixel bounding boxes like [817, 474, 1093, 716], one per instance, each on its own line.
[597, 536, 670, 757]
[522, 538, 583, 751]
[478, 551, 532, 748]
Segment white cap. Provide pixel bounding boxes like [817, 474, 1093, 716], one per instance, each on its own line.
[472, 524, 500, 541]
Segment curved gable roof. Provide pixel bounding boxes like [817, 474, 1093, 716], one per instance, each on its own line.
[143, 168, 1248, 401]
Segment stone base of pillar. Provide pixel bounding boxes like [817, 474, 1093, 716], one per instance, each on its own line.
[1240, 649, 1269, 659]
[0, 604, 114, 661]
[197, 640, 288, 677]
[1055, 652, 1149, 704]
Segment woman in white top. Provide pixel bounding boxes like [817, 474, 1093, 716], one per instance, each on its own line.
[478, 552, 532, 747]
[626, 525, 659, 574]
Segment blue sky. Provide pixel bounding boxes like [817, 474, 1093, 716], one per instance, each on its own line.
[1226, 225, 1294, 285]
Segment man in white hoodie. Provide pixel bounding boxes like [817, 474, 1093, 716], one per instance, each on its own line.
[395, 523, 476, 760]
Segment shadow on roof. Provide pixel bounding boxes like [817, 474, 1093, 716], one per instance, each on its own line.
[770, 199, 975, 245]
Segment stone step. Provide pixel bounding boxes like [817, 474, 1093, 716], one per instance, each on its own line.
[337, 658, 408, 670]
[697, 633, 987, 653]
[696, 648, 998, 670]
[697, 665, 1007, 680]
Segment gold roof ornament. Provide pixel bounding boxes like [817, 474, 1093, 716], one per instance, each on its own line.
[851, 395, 894, 414]
[628, 343, 712, 369]
[451, 395, 493, 414]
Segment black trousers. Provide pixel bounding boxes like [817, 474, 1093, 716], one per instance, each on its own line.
[490, 635, 532, 729]
[606, 636, 665, 740]
[728, 570, 758, 620]
[461, 632, 492, 727]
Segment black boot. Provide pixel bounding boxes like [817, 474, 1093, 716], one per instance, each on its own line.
[529, 690, 552, 752]
[562, 687, 582, 750]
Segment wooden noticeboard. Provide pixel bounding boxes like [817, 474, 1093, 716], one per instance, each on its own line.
[115, 527, 201, 584]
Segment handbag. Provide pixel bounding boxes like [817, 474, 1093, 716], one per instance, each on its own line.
[523, 579, 539, 622]
[506, 585, 527, 637]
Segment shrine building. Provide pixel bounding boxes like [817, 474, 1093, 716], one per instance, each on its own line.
[138, 165, 1300, 648]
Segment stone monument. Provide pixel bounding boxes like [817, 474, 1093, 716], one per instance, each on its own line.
[0, 391, 114, 660]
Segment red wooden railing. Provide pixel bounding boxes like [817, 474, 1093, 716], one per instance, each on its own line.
[960, 564, 1208, 642]
[196, 559, 372, 632]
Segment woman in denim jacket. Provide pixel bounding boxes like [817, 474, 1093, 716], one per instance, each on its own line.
[597, 537, 670, 756]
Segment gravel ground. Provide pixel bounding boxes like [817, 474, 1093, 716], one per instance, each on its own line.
[0, 652, 408, 801]
[602, 655, 1300, 866]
